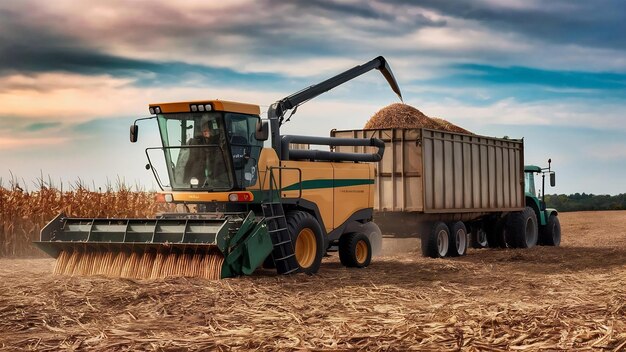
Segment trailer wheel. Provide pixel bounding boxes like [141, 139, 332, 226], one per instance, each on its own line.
[486, 216, 509, 248]
[470, 227, 488, 249]
[286, 211, 324, 274]
[422, 222, 450, 258]
[507, 207, 538, 249]
[540, 214, 561, 246]
[448, 221, 468, 256]
[339, 233, 372, 268]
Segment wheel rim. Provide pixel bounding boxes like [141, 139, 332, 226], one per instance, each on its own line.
[355, 240, 368, 264]
[525, 218, 537, 245]
[437, 229, 449, 256]
[477, 229, 488, 247]
[456, 229, 466, 254]
[295, 228, 316, 268]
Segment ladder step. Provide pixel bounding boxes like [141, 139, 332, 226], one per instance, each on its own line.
[273, 253, 295, 261]
[273, 240, 292, 246]
[268, 228, 287, 233]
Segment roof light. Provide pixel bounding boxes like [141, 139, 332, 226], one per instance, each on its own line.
[205, 104, 212, 111]
[190, 104, 198, 112]
[149, 107, 155, 115]
[198, 104, 205, 112]
[154, 106, 161, 114]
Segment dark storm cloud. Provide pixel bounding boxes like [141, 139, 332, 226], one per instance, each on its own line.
[390, 0, 626, 50]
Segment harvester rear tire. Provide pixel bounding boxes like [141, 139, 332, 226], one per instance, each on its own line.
[286, 211, 324, 274]
[448, 221, 468, 257]
[507, 207, 538, 249]
[422, 222, 450, 258]
[540, 214, 561, 246]
[339, 232, 372, 268]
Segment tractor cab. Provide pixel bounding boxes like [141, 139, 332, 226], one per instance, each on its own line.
[132, 100, 267, 192]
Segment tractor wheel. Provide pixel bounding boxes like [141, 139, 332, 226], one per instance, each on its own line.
[422, 222, 450, 258]
[339, 232, 372, 268]
[507, 207, 538, 249]
[540, 214, 561, 246]
[286, 211, 324, 274]
[448, 221, 468, 257]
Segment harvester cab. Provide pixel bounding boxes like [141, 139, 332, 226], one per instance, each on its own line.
[524, 159, 561, 246]
[36, 56, 403, 279]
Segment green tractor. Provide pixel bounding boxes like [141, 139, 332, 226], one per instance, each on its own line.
[473, 159, 561, 249]
[524, 159, 561, 246]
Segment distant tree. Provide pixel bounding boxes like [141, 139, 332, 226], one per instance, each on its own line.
[544, 193, 626, 212]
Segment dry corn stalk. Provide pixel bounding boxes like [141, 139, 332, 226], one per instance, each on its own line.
[53, 249, 223, 280]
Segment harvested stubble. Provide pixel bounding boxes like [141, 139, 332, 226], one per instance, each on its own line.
[365, 103, 472, 134]
[1, 211, 626, 351]
[53, 249, 223, 280]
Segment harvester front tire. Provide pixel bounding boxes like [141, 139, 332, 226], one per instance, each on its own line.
[540, 214, 561, 246]
[339, 233, 372, 268]
[507, 207, 538, 249]
[448, 221, 468, 257]
[422, 222, 450, 258]
[286, 211, 324, 274]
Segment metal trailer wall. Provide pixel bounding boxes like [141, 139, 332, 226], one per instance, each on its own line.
[331, 128, 525, 233]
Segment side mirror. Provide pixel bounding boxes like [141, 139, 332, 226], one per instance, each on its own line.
[255, 120, 269, 141]
[130, 124, 139, 143]
[550, 172, 556, 187]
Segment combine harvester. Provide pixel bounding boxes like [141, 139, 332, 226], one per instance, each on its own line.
[35, 57, 403, 279]
[331, 128, 561, 257]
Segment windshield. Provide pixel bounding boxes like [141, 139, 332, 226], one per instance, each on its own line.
[158, 112, 233, 190]
[154, 112, 263, 191]
[524, 172, 536, 196]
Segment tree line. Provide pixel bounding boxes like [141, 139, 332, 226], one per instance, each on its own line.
[544, 193, 626, 212]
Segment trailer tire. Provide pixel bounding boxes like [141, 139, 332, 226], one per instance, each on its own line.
[540, 214, 561, 246]
[422, 222, 450, 258]
[286, 211, 324, 274]
[339, 233, 372, 268]
[486, 216, 508, 248]
[470, 225, 488, 249]
[448, 221, 468, 256]
[507, 207, 538, 249]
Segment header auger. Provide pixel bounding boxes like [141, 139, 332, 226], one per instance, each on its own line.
[35, 57, 402, 279]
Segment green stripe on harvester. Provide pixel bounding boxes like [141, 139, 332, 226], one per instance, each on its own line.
[282, 179, 374, 191]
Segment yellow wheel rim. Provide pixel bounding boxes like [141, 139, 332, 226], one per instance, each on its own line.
[355, 239, 368, 264]
[295, 228, 316, 269]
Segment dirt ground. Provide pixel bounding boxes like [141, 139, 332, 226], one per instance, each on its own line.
[1, 211, 626, 351]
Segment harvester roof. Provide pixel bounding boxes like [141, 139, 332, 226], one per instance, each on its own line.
[149, 100, 260, 115]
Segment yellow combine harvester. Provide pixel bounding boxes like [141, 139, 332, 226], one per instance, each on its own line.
[35, 57, 403, 279]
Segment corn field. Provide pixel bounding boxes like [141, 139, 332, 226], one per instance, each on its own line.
[0, 180, 162, 257]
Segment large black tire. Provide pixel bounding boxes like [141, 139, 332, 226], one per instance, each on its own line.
[540, 213, 561, 246]
[422, 222, 450, 258]
[339, 232, 372, 268]
[448, 221, 468, 257]
[486, 216, 509, 248]
[286, 211, 324, 274]
[469, 225, 488, 249]
[507, 207, 538, 249]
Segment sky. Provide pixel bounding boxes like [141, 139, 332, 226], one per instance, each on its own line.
[1, 0, 625, 195]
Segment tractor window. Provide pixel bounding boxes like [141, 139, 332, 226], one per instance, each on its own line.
[157, 113, 234, 190]
[225, 113, 263, 188]
[524, 172, 536, 196]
